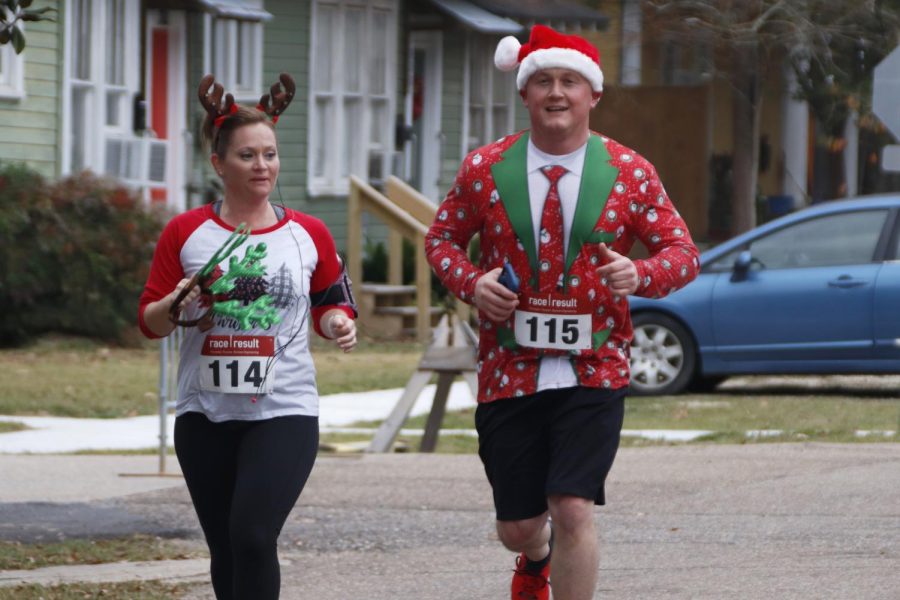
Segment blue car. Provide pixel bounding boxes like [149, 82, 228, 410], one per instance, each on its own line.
[628, 195, 900, 395]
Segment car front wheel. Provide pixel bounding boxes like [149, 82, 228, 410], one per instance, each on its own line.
[629, 313, 696, 396]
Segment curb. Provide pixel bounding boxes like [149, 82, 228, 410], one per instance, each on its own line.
[0, 558, 209, 588]
[321, 426, 715, 442]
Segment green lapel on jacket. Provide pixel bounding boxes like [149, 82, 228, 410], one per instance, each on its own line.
[565, 135, 619, 276]
[492, 133, 620, 289]
[491, 133, 537, 278]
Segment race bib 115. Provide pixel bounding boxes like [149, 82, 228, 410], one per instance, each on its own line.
[514, 292, 592, 351]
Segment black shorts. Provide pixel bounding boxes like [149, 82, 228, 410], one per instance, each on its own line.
[475, 386, 626, 521]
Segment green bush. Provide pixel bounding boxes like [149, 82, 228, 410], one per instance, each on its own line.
[0, 164, 165, 346]
[361, 236, 449, 303]
[361, 237, 388, 282]
[360, 236, 426, 285]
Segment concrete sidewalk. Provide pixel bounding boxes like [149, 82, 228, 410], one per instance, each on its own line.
[2, 444, 899, 598]
[0, 382, 480, 454]
[6, 373, 897, 454]
[0, 382, 717, 454]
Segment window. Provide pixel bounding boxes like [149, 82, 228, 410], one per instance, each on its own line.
[465, 34, 516, 153]
[0, 14, 25, 99]
[64, 0, 139, 174]
[660, 35, 712, 86]
[309, 0, 398, 195]
[211, 18, 263, 101]
[704, 248, 743, 273]
[105, 0, 129, 127]
[893, 226, 900, 261]
[706, 210, 888, 272]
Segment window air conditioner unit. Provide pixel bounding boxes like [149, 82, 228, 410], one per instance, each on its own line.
[104, 135, 168, 187]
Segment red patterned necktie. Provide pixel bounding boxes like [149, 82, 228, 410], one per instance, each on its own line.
[538, 165, 568, 291]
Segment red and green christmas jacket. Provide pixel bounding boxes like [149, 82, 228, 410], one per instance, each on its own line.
[425, 130, 700, 403]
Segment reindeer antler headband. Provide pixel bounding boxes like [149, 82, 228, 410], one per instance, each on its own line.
[256, 73, 296, 124]
[198, 73, 296, 128]
[198, 74, 236, 128]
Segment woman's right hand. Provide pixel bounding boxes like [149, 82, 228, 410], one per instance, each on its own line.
[142, 277, 201, 338]
[169, 278, 201, 315]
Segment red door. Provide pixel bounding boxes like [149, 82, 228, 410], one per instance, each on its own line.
[150, 28, 168, 203]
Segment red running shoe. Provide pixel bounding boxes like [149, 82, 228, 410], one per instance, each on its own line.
[511, 552, 551, 600]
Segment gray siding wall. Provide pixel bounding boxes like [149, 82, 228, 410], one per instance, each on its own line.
[0, 3, 62, 177]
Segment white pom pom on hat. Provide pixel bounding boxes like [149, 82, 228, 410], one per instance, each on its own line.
[494, 24, 604, 92]
[494, 36, 522, 72]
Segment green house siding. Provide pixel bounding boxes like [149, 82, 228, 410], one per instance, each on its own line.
[437, 30, 529, 199]
[0, 6, 62, 178]
[438, 32, 464, 197]
[263, 0, 310, 208]
[514, 99, 528, 131]
[261, 1, 406, 253]
[262, 0, 356, 249]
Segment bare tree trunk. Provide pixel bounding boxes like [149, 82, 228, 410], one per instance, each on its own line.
[810, 117, 849, 201]
[730, 42, 762, 235]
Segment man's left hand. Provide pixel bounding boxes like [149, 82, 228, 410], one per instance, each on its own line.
[596, 243, 639, 296]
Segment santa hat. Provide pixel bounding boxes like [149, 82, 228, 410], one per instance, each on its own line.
[494, 24, 604, 92]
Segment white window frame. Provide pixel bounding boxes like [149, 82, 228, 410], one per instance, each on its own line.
[308, 0, 399, 196]
[62, 0, 140, 175]
[0, 15, 25, 100]
[207, 15, 264, 102]
[461, 32, 517, 158]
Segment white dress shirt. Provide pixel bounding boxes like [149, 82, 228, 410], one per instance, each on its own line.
[526, 138, 588, 391]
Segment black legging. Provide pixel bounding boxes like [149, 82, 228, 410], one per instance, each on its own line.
[175, 411, 319, 600]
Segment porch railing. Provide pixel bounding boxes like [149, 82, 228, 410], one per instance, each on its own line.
[347, 175, 433, 342]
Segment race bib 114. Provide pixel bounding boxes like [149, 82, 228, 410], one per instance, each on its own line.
[199, 335, 276, 394]
[514, 292, 592, 351]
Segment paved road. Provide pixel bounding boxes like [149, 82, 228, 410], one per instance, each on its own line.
[2, 443, 898, 598]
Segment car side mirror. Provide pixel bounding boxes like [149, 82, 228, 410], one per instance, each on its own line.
[731, 250, 753, 282]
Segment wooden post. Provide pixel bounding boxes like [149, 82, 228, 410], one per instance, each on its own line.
[366, 314, 479, 453]
[388, 229, 403, 285]
[347, 179, 362, 287]
[420, 372, 454, 452]
[366, 370, 433, 453]
[415, 235, 431, 343]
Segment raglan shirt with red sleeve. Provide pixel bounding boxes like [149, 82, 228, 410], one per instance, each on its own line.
[139, 204, 353, 422]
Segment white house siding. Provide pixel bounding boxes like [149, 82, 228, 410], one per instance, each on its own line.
[0, 3, 62, 178]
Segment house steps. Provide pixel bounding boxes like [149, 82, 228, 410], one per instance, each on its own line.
[358, 283, 442, 340]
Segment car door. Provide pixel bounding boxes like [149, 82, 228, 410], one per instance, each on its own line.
[708, 209, 889, 366]
[873, 210, 900, 361]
